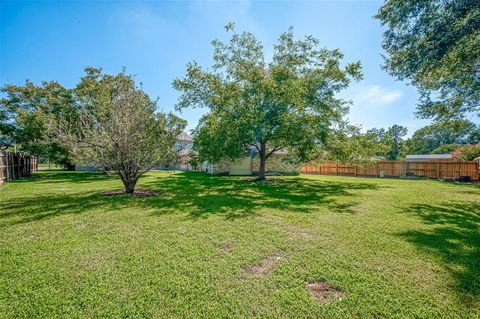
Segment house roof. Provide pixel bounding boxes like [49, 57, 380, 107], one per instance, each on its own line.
[405, 154, 453, 161]
[177, 148, 192, 157]
[177, 132, 193, 142]
[0, 139, 12, 147]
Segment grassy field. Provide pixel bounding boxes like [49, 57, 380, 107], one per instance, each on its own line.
[0, 171, 479, 318]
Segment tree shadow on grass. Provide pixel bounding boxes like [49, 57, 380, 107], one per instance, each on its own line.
[399, 202, 480, 306]
[445, 182, 480, 196]
[140, 171, 380, 220]
[27, 171, 114, 184]
[1, 171, 380, 226]
[0, 192, 131, 227]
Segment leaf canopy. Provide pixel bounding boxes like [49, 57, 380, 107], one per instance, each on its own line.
[173, 26, 363, 164]
[376, 0, 480, 120]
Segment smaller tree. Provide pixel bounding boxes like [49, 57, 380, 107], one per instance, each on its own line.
[384, 125, 408, 160]
[454, 144, 480, 161]
[56, 68, 186, 193]
[366, 124, 408, 160]
[317, 124, 386, 166]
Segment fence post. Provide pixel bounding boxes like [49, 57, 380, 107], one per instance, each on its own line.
[0, 152, 4, 183]
[475, 158, 480, 181]
[4, 153, 7, 182]
[13, 154, 16, 180]
[0, 152, 36, 182]
[7, 153, 11, 181]
[436, 162, 440, 178]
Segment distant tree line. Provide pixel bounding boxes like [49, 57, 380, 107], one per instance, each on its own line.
[364, 119, 479, 160]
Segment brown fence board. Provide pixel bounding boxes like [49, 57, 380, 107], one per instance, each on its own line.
[0, 151, 37, 184]
[301, 160, 479, 181]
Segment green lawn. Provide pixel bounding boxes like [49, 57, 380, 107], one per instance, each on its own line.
[0, 171, 479, 318]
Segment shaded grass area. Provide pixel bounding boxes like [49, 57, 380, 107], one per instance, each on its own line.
[0, 170, 479, 318]
[400, 202, 480, 305]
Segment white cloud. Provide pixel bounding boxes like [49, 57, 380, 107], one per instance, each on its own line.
[109, 5, 174, 41]
[342, 84, 407, 131]
[354, 85, 402, 106]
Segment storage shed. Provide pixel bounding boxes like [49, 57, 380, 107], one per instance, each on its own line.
[405, 154, 453, 161]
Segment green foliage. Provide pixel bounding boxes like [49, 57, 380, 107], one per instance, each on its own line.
[376, 0, 480, 120]
[0, 105, 14, 141]
[431, 144, 462, 154]
[405, 119, 479, 154]
[174, 25, 363, 179]
[0, 80, 76, 164]
[56, 68, 186, 193]
[312, 124, 386, 166]
[454, 144, 480, 160]
[366, 124, 408, 160]
[384, 125, 408, 160]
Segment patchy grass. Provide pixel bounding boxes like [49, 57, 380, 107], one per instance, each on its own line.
[0, 170, 479, 318]
[307, 281, 344, 303]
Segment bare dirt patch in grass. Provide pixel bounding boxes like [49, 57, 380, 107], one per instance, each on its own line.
[76, 253, 112, 271]
[255, 215, 284, 224]
[218, 242, 234, 253]
[242, 252, 284, 277]
[307, 281, 344, 303]
[288, 226, 313, 240]
[101, 189, 158, 197]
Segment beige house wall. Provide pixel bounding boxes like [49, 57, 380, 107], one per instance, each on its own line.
[229, 157, 252, 175]
[251, 154, 299, 175]
[211, 160, 230, 175]
[205, 153, 299, 176]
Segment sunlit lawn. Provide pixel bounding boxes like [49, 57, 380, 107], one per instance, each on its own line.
[0, 170, 479, 318]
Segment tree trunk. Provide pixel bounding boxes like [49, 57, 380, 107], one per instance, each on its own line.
[122, 177, 137, 194]
[257, 142, 267, 181]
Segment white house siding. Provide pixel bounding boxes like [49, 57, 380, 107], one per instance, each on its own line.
[228, 157, 252, 175]
[203, 154, 299, 176]
[252, 154, 299, 175]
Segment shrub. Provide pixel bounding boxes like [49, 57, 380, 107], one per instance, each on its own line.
[454, 144, 480, 161]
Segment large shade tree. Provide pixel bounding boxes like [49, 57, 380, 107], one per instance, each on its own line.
[174, 25, 362, 180]
[375, 0, 480, 120]
[56, 68, 186, 193]
[0, 81, 76, 166]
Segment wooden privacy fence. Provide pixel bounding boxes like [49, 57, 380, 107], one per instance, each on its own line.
[0, 151, 38, 183]
[301, 160, 479, 180]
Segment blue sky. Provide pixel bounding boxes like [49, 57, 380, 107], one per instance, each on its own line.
[1, 0, 436, 135]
